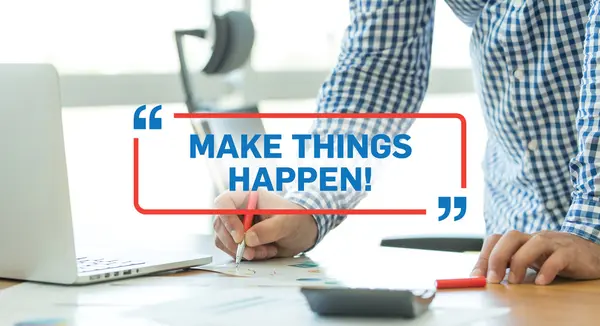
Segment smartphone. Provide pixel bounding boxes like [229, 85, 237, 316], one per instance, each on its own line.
[300, 287, 435, 318]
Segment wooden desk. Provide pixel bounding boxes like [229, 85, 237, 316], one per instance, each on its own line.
[0, 279, 17, 290]
[1, 238, 600, 325]
[472, 279, 600, 325]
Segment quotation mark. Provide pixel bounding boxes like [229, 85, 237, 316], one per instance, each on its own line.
[438, 196, 467, 221]
[133, 105, 163, 130]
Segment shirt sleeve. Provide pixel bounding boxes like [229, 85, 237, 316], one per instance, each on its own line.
[561, 2, 600, 244]
[282, 0, 436, 248]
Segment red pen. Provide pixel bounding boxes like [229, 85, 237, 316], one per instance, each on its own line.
[235, 191, 259, 267]
[435, 276, 487, 290]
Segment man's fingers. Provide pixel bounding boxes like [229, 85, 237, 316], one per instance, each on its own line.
[215, 218, 257, 261]
[487, 230, 531, 283]
[535, 249, 570, 285]
[218, 215, 245, 244]
[214, 218, 240, 254]
[239, 245, 278, 261]
[245, 215, 289, 247]
[214, 191, 247, 243]
[242, 246, 256, 260]
[214, 237, 235, 258]
[508, 232, 554, 284]
[214, 237, 269, 262]
[215, 190, 251, 207]
[246, 245, 279, 260]
[471, 234, 502, 277]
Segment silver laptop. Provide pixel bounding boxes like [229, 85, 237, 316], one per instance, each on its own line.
[0, 63, 212, 285]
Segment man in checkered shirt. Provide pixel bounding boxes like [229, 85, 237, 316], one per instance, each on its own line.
[213, 0, 600, 285]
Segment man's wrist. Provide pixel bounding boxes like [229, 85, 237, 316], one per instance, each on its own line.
[560, 197, 600, 244]
[283, 190, 342, 251]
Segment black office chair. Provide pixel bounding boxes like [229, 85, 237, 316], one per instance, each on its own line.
[174, 10, 256, 111]
[380, 234, 484, 252]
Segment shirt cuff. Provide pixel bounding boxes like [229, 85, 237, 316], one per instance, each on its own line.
[283, 190, 347, 252]
[560, 197, 600, 244]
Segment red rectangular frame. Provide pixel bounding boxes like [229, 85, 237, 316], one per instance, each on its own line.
[133, 112, 466, 216]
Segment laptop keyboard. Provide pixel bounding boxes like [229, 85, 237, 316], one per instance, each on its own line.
[77, 257, 146, 273]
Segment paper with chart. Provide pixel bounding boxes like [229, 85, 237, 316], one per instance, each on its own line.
[191, 251, 447, 290]
[194, 256, 345, 287]
[0, 282, 171, 326]
[125, 286, 511, 326]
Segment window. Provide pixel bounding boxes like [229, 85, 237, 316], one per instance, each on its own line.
[1, 1, 233, 107]
[0, 0, 212, 74]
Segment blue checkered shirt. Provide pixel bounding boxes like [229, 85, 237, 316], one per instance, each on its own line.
[282, 0, 600, 247]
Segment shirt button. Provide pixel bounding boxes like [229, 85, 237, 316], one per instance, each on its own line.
[513, 69, 525, 80]
[546, 200, 557, 210]
[527, 139, 538, 151]
[513, 0, 523, 7]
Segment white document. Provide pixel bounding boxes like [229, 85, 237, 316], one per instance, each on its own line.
[0, 281, 193, 326]
[0, 307, 158, 326]
[125, 287, 510, 326]
[192, 254, 440, 290]
[0, 281, 192, 308]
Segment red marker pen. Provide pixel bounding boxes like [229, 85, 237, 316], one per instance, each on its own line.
[435, 276, 487, 289]
[235, 191, 259, 267]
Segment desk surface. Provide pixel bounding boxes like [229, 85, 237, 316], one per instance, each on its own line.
[2, 236, 600, 326]
[0, 280, 15, 290]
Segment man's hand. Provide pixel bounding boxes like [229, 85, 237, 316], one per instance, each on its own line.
[212, 189, 318, 261]
[470, 230, 600, 285]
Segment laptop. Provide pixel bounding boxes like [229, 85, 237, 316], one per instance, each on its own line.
[0, 63, 212, 285]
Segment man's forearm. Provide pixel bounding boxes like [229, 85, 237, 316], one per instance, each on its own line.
[562, 1, 600, 243]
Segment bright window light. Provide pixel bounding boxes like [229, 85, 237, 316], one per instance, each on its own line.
[0, 1, 211, 74]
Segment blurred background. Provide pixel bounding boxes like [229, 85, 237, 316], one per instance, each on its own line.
[0, 0, 486, 249]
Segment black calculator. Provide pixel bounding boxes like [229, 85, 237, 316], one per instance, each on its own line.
[300, 286, 436, 318]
